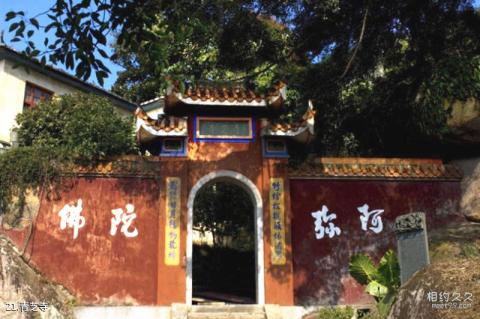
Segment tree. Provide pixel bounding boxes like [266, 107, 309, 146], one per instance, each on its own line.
[193, 182, 254, 250]
[292, 1, 480, 156]
[110, 4, 294, 102]
[16, 93, 136, 160]
[5, 1, 480, 155]
[0, 93, 136, 223]
[4, 1, 295, 89]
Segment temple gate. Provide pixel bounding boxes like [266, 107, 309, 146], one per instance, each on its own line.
[1, 82, 463, 310]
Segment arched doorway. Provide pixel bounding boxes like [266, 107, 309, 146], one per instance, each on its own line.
[186, 170, 265, 305]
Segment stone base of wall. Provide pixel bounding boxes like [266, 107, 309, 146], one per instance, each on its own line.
[74, 306, 172, 319]
[74, 305, 322, 319]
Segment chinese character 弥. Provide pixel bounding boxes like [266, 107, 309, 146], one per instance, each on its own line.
[110, 204, 139, 238]
[58, 199, 86, 239]
[357, 204, 384, 234]
[311, 205, 341, 239]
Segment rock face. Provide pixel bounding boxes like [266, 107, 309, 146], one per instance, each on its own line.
[388, 222, 480, 319]
[0, 236, 75, 319]
[446, 98, 480, 144]
[387, 258, 480, 319]
[464, 197, 480, 222]
[458, 158, 480, 222]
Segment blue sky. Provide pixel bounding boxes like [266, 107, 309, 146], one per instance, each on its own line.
[0, 0, 122, 89]
[1, 0, 480, 90]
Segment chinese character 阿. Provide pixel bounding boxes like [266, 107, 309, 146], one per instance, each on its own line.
[357, 204, 384, 234]
[58, 199, 86, 239]
[110, 204, 138, 238]
[311, 205, 341, 239]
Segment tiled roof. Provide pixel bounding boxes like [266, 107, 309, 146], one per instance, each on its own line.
[165, 81, 286, 108]
[262, 100, 316, 143]
[268, 100, 316, 133]
[140, 96, 163, 106]
[135, 108, 187, 137]
[288, 158, 463, 180]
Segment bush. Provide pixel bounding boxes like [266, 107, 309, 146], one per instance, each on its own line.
[357, 308, 383, 319]
[16, 93, 136, 160]
[0, 93, 136, 223]
[315, 307, 354, 319]
[0, 146, 68, 223]
[349, 250, 400, 318]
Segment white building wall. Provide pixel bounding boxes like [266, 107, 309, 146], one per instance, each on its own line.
[0, 59, 81, 143]
[0, 59, 132, 144]
[144, 98, 165, 118]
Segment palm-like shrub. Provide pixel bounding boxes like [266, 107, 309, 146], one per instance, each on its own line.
[349, 249, 400, 318]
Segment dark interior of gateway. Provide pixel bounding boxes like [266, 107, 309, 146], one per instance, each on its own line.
[192, 181, 256, 304]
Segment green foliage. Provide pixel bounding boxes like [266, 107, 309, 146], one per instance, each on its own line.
[357, 308, 383, 319]
[0, 93, 136, 224]
[193, 182, 254, 250]
[0, 146, 68, 223]
[316, 306, 354, 319]
[110, 5, 293, 102]
[349, 250, 400, 318]
[349, 254, 379, 286]
[298, 1, 480, 156]
[461, 242, 480, 258]
[16, 93, 136, 161]
[4, 1, 480, 155]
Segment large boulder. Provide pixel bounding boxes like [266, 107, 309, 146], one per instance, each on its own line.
[387, 258, 480, 319]
[459, 159, 480, 222]
[388, 222, 480, 319]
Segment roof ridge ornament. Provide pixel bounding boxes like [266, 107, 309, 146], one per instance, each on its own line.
[261, 99, 316, 144]
[134, 107, 188, 144]
[164, 80, 287, 113]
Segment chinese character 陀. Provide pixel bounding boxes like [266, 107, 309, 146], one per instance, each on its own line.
[110, 204, 139, 238]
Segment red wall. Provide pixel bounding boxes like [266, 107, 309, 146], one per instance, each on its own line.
[290, 179, 462, 306]
[10, 127, 296, 306]
[26, 177, 161, 305]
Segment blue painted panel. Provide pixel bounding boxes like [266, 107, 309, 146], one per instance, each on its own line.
[160, 138, 187, 157]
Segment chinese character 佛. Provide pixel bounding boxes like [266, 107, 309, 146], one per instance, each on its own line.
[58, 199, 86, 239]
[357, 204, 384, 234]
[110, 204, 139, 238]
[311, 205, 341, 239]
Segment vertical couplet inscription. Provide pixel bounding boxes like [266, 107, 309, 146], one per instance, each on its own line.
[269, 178, 286, 265]
[165, 177, 181, 266]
